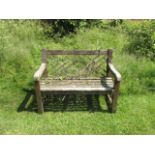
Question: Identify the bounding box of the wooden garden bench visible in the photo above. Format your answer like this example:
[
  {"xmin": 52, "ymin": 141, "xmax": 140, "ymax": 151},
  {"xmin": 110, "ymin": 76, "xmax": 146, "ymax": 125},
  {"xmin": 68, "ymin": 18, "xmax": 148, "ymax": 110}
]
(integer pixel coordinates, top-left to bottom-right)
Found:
[{"xmin": 34, "ymin": 49, "xmax": 121, "ymax": 113}]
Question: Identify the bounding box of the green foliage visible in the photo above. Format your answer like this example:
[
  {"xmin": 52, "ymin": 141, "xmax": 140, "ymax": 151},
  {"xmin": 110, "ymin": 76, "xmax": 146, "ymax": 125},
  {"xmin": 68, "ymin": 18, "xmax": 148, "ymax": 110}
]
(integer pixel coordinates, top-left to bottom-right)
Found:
[
  {"xmin": 110, "ymin": 19, "xmax": 123, "ymax": 27},
  {"xmin": 0, "ymin": 20, "xmax": 155, "ymax": 134},
  {"xmin": 41, "ymin": 19, "xmax": 102, "ymax": 37},
  {"xmin": 0, "ymin": 20, "xmax": 44, "ymax": 79},
  {"xmin": 124, "ymin": 20, "xmax": 155, "ymax": 60}
]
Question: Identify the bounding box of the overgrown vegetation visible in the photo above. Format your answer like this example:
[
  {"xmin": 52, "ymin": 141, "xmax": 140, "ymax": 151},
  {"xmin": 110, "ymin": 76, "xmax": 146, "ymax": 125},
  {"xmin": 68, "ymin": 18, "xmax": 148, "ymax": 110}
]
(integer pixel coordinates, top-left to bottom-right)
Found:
[
  {"xmin": 41, "ymin": 19, "xmax": 102, "ymax": 37},
  {"xmin": 0, "ymin": 20, "xmax": 44, "ymax": 79},
  {"xmin": 0, "ymin": 19, "xmax": 155, "ymax": 134},
  {"xmin": 124, "ymin": 20, "xmax": 155, "ymax": 60}
]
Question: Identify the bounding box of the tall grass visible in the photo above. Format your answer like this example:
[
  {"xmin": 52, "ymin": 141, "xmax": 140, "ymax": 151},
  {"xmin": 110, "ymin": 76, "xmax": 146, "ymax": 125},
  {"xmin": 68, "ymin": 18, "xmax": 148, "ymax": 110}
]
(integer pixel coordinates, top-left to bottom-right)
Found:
[
  {"xmin": 0, "ymin": 20, "xmax": 44, "ymax": 79},
  {"xmin": 0, "ymin": 20, "xmax": 155, "ymax": 134}
]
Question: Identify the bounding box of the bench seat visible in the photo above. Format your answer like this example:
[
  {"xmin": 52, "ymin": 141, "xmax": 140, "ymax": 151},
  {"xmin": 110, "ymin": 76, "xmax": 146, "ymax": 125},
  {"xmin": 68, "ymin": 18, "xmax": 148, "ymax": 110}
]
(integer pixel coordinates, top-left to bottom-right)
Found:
[{"xmin": 40, "ymin": 77, "xmax": 114, "ymax": 94}]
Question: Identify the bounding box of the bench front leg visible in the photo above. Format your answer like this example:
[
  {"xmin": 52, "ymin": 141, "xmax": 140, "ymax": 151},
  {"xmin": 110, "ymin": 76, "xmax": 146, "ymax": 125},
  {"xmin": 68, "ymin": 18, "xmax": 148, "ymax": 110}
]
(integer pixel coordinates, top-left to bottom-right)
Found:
[
  {"xmin": 35, "ymin": 81, "xmax": 44, "ymax": 113},
  {"xmin": 111, "ymin": 80, "xmax": 120, "ymax": 113},
  {"xmin": 107, "ymin": 63, "xmax": 121, "ymax": 113}
]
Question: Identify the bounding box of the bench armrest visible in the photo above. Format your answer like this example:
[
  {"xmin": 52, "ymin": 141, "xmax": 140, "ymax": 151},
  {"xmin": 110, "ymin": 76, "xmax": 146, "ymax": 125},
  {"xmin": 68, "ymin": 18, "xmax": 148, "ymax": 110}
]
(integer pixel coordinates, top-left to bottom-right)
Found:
[
  {"xmin": 108, "ymin": 63, "xmax": 121, "ymax": 82},
  {"xmin": 34, "ymin": 63, "xmax": 47, "ymax": 81}
]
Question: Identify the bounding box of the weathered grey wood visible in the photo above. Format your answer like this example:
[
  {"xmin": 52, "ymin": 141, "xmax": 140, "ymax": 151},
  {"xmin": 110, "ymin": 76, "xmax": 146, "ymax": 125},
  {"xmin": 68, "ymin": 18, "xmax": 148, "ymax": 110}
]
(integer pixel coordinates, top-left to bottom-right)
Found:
[
  {"xmin": 33, "ymin": 48, "xmax": 121, "ymax": 113},
  {"xmin": 40, "ymin": 78, "xmax": 114, "ymax": 93},
  {"xmin": 105, "ymin": 49, "xmax": 121, "ymax": 112},
  {"xmin": 35, "ymin": 81, "xmax": 44, "ymax": 113},
  {"xmin": 46, "ymin": 50, "xmax": 108, "ymax": 55},
  {"xmin": 107, "ymin": 49, "xmax": 112, "ymax": 63},
  {"xmin": 43, "ymin": 68, "xmax": 48, "ymax": 77},
  {"xmin": 42, "ymin": 90, "xmax": 113, "ymax": 95},
  {"xmin": 42, "ymin": 76, "xmax": 112, "ymax": 80},
  {"xmin": 42, "ymin": 49, "xmax": 47, "ymax": 63},
  {"xmin": 105, "ymin": 94, "xmax": 112, "ymax": 112},
  {"xmin": 34, "ymin": 63, "xmax": 47, "ymax": 81},
  {"xmin": 106, "ymin": 49, "xmax": 113, "ymax": 77},
  {"xmin": 108, "ymin": 63, "xmax": 121, "ymax": 81},
  {"xmin": 111, "ymin": 81, "xmax": 120, "ymax": 113},
  {"xmin": 106, "ymin": 94, "xmax": 112, "ymax": 104}
]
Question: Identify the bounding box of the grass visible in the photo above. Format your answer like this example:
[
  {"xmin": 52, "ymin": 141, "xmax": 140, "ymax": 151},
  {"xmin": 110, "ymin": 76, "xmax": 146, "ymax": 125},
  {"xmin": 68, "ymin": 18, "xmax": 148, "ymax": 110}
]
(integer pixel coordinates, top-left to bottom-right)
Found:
[{"xmin": 0, "ymin": 20, "xmax": 155, "ymax": 134}]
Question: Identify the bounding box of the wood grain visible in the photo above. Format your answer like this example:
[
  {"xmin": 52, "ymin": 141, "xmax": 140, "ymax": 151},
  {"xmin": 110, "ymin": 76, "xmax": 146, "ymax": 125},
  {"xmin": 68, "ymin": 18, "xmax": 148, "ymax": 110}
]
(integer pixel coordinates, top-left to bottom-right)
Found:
[
  {"xmin": 46, "ymin": 50, "xmax": 108, "ymax": 55},
  {"xmin": 40, "ymin": 78, "xmax": 114, "ymax": 93},
  {"xmin": 33, "ymin": 48, "xmax": 121, "ymax": 113}
]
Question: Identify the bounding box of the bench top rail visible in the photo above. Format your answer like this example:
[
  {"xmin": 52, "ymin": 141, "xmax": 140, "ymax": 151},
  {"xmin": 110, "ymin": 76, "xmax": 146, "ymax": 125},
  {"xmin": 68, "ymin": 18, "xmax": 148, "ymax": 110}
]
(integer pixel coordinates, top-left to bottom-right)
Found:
[
  {"xmin": 45, "ymin": 49, "xmax": 110, "ymax": 55},
  {"xmin": 42, "ymin": 49, "xmax": 113, "ymax": 63}
]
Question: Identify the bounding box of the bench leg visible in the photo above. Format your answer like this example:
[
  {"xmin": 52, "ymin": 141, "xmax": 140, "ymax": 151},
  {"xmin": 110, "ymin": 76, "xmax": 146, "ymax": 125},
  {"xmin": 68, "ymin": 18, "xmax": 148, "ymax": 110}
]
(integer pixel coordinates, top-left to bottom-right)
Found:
[
  {"xmin": 86, "ymin": 95, "xmax": 93, "ymax": 112},
  {"xmin": 105, "ymin": 94, "xmax": 112, "ymax": 112},
  {"xmin": 111, "ymin": 81, "xmax": 120, "ymax": 113},
  {"xmin": 35, "ymin": 81, "xmax": 44, "ymax": 113},
  {"xmin": 111, "ymin": 92, "xmax": 118, "ymax": 113},
  {"xmin": 43, "ymin": 68, "xmax": 48, "ymax": 77}
]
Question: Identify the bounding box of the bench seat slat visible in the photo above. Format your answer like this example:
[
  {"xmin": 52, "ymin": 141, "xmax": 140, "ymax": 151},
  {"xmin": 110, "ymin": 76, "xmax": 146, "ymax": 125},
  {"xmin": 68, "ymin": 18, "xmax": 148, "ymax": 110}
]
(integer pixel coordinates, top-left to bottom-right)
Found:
[{"xmin": 40, "ymin": 78, "xmax": 114, "ymax": 93}]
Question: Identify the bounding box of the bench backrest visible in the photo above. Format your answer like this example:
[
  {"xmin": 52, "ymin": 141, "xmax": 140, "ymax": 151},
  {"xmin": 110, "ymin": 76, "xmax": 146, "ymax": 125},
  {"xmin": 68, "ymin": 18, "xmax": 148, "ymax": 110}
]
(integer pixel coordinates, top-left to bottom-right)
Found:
[{"xmin": 41, "ymin": 49, "xmax": 113, "ymax": 63}]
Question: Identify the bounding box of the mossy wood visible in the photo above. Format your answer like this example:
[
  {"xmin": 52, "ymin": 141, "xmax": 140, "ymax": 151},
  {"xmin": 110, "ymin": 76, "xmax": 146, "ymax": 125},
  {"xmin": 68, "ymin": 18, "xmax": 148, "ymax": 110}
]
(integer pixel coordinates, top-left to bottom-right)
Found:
[{"xmin": 34, "ymin": 49, "xmax": 121, "ymax": 113}]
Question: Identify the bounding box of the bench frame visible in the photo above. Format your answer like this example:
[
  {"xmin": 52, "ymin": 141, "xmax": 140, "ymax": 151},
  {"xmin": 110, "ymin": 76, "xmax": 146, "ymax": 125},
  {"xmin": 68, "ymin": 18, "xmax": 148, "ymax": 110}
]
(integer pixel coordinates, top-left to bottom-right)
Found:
[{"xmin": 34, "ymin": 49, "xmax": 121, "ymax": 113}]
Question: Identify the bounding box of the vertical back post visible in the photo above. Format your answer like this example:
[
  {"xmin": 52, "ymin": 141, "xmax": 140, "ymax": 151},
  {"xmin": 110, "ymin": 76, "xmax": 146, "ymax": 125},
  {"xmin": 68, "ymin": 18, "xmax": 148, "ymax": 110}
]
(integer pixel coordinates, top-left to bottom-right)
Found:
[
  {"xmin": 106, "ymin": 49, "xmax": 113, "ymax": 77},
  {"xmin": 42, "ymin": 49, "xmax": 47, "ymax": 63},
  {"xmin": 107, "ymin": 49, "xmax": 113, "ymax": 63},
  {"xmin": 42, "ymin": 49, "xmax": 48, "ymax": 77}
]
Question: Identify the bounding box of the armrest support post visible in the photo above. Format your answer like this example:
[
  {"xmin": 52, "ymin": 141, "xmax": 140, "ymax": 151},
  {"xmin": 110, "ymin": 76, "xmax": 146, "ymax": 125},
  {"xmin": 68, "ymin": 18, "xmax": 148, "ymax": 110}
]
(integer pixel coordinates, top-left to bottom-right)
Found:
[
  {"xmin": 34, "ymin": 63, "xmax": 47, "ymax": 81},
  {"xmin": 108, "ymin": 62, "xmax": 121, "ymax": 113},
  {"xmin": 108, "ymin": 63, "xmax": 122, "ymax": 82}
]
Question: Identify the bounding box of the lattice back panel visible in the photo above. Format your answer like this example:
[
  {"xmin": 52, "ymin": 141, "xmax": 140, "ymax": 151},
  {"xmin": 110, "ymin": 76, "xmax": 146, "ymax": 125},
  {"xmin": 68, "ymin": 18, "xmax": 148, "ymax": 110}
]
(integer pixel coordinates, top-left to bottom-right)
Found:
[{"xmin": 47, "ymin": 55, "xmax": 107, "ymax": 79}]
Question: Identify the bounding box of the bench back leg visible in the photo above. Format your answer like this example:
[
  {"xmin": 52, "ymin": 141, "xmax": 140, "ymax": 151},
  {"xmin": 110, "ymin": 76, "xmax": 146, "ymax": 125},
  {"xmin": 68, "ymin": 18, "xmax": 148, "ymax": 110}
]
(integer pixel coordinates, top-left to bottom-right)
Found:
[
  {"xmin": 35, "ymin": 81, "xmax": 44, "ymax": 113},
  {"xmin": 43, "ymin": 68, "xmax": 48, "ymax": 77}
]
